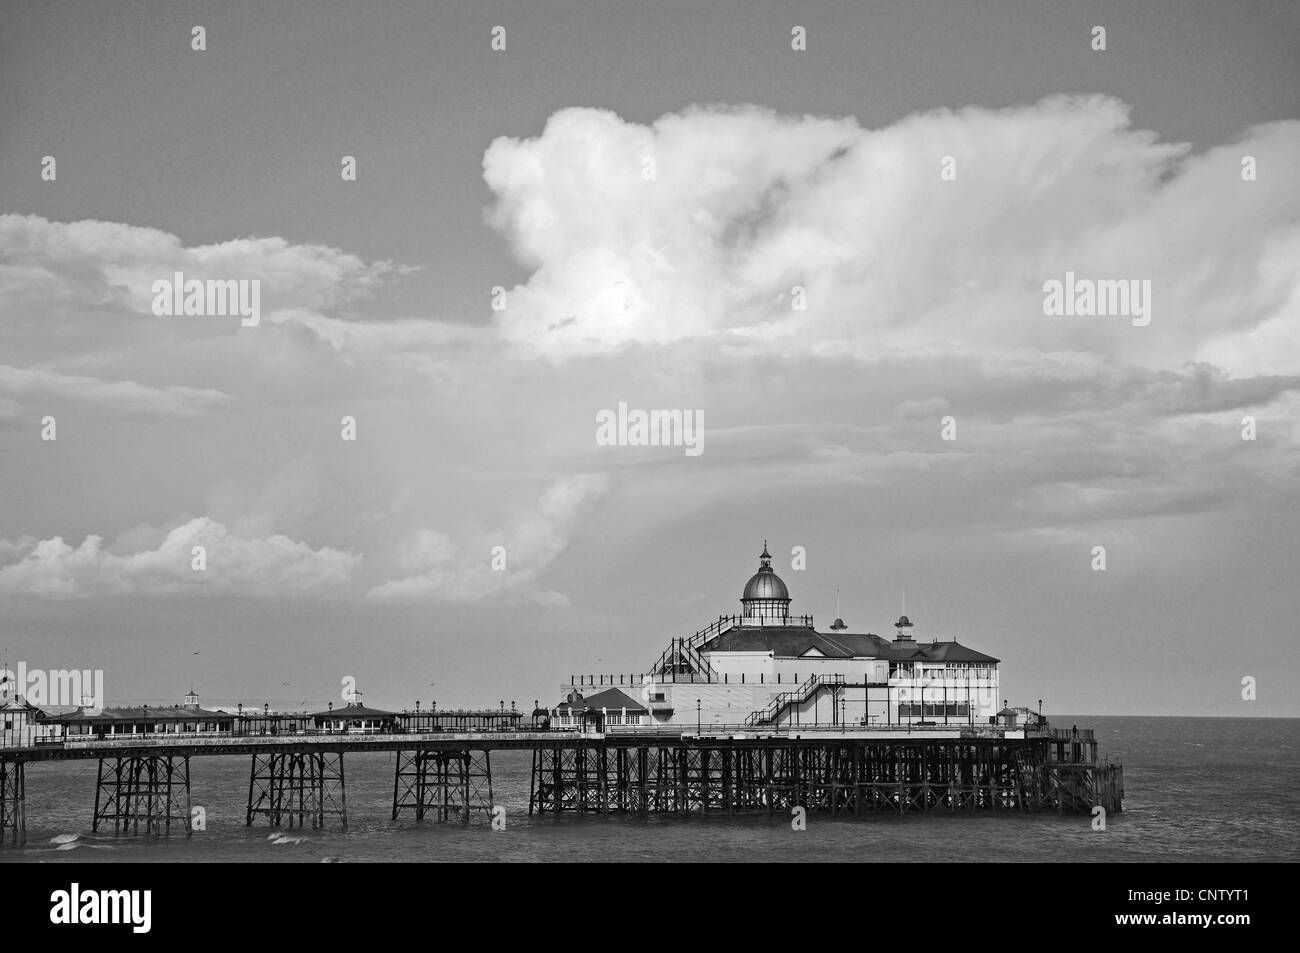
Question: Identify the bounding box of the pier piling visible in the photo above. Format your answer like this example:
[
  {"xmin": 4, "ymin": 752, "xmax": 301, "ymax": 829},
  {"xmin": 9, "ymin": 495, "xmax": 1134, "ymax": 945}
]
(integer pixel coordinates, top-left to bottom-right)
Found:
[
  {"xmin": 0, "ymin": 758, "xmax": 25, "ymax": 844},
  {"xmin": 528, "ymin": 737, "xmax": 1115, "ymax": 817},
  {"xmin": 392, "ymin": 749, "xmax": 493, "ymax": 823},
  {"xmin": 245, "ymin": 751, "xmax": 346, "ymax": 829},
  {"xmin": 92, "ymin": 754, "xmax": 190, "ymax": 836}
]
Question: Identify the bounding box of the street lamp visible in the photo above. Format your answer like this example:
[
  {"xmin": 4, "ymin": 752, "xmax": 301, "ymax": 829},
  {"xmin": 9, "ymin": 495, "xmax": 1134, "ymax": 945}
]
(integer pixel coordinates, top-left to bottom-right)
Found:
[{"xmin": 696, "ymin": 698, "xmax": 701, "ymax": 734}]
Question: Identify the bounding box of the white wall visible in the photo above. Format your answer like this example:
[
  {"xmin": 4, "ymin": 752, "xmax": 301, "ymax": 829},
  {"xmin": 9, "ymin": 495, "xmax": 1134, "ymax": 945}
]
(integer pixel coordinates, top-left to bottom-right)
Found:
[{"xmin": 561, "ymin": 658, "xmax": 999, "ymax": 729}]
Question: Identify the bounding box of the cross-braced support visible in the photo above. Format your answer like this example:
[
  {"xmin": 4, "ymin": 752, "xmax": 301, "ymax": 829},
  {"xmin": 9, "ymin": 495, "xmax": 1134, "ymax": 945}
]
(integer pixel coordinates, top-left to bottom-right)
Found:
[
  {"xmin": 527, "ymin": 738, "xmax": 1105, "ymax": 816},
  {"xmin": 393, "ymin": 749, "xmax": 493, "ymax": 822},
  {"xmin": 92, "ymin": 754, "xmax": 190, "ymax": 835},
  {"xmin": 0, "ymin": 758, "xmax": 25, "ymax": 845},
  {"xmin": 245, "ymin": 751, "xmax": 346, "ymax": 829}
]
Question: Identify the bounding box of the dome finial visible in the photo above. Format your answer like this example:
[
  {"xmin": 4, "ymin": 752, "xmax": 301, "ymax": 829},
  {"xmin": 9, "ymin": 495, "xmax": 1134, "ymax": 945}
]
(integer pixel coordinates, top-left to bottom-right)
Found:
[{"xmin": 742, "ymin": 544, "xmax": 790, "ymax": 624}]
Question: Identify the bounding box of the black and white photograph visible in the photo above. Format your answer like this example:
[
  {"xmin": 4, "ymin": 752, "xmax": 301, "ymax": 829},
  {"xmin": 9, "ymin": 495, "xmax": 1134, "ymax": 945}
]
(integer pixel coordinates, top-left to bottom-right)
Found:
[{"xmin": 0, "ymin": 0, "xmax": 1294, "ymax": 926}]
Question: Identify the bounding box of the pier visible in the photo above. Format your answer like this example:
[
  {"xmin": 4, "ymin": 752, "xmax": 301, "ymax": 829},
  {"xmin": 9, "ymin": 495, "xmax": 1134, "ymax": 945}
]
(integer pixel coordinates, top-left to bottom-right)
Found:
[
  {"xmin": 0, "ymin": 547, "xmax": 1131, "ymax": 843},
  {"xmin": 0, "ymin": 724, "xmax": 1121, "ymax": 843},
  {"xmin": 528, "ymin": 728, "xmax": 1122, "ymax": 817}
]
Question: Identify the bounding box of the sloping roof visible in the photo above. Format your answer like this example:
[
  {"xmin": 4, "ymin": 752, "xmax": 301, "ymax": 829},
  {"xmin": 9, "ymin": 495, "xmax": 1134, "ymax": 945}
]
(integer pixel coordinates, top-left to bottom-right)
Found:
[
  {"xmin": 700, "ymin": 625, "xmax": 998, "ymax": 664},
  {"xmin": 49, "ymin": 706, "xmax": 233, "ymax": 723},
  {"xmin": 311, "ymin": 702, "xmax": 396, "ymax": 720},
  {"xmin": 707, "ymin": 621, "xmax": 889, "ymax": 657},
  {"xmin": 555, "ymin": 688, "xmax": 647, "ymax": 714},
  {"xmin": 0, "ymin": 696, "xmax": 45, "ymax": 715},
  {"xmin": 702, "ymin": 626, "xmax": 894, "ymax": 658},
  {"xmin": 884, "ymin": 641, "xmax": 1000, "ymax": 664}
]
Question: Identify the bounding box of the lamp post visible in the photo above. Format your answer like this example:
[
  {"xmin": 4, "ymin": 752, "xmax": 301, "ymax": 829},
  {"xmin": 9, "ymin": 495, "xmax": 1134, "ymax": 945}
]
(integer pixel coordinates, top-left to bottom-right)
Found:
[{"xmin": 696, "ymin": 698, "xmax": 701, "ymax": 734}]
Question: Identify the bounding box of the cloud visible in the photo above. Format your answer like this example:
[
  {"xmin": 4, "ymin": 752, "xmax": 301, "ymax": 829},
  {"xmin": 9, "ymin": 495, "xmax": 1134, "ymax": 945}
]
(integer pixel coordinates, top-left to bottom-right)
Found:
[
  {"xmin": 0, "ymin": 517, "xmax": 359, "ymax": 599},
  {"xmin": 1, "ymin": 97, "xmax": 1295, "ymax": 619},
  {"xmin": 0, "ymin": 364, "xmax": 231, "ymax": 417},
  {"xmin": 366, "ymin": 474, "xmax": 609, "ymax": 604},
  {"xmin": 0, "ymin": 214, "xmax": 401, "ymax": 394},
  {"xmin": 484, "ymin": 98, "xmax": 1299, "ymax": 369},
  {"xmin": 0, "ymin": 215, "xmax": 394, "ymax": 326}
]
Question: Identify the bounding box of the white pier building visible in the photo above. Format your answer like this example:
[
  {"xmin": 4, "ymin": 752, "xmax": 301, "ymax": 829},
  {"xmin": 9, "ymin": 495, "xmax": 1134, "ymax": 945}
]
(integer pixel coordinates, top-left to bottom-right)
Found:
[{"xmin": 556, "ymin": 544, "xmax": 1001, "ymax": 732}]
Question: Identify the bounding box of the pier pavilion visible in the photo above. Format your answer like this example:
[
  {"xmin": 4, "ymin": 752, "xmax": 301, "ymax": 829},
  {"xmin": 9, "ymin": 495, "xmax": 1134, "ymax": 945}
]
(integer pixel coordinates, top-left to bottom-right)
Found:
[
  {"xmin": 311, "ymin": 701, "xmax": 399, "ymax": 734},
  {"xmin": 44, "ymin": 688, "xmax": 235, "ymax": 740},
  {"xmin": 552, "ymin": 688, "xmax": 649, "ymax": 730},
  {"xmin": 562, "ymin": 544, "xmax": 1002, "ymax": 731}
]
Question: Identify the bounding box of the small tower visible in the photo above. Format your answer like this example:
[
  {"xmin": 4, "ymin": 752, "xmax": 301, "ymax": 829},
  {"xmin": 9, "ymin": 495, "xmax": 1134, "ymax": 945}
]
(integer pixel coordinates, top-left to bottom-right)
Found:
[
  {"xmin": 740, "ymin": 541, "xmax": 792, "ymax": 626},
  {"xmin": 183, "ymin": 685, "xmax": 200, "ymax": 710},
  {"xmin": 892, "ymin": 615, "xmax": 917, "ymax": 647}
]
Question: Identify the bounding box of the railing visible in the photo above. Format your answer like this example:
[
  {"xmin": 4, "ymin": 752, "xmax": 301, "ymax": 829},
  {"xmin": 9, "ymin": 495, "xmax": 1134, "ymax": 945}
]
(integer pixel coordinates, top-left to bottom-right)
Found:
[
  {"xmin": 649, "ymin": 616, "xmax": 737, "ymax": 680},
  {"xmin": 567, "ymin": 671, "xmax": 826, "ymax": 687},
  {"xmin": 1051, "ymin": 728, "xmax": 1095, "ymax": 741},
  {"xmin": 744, "ymin": 674, "xmax": 845, "ymax": 727},
  {"xmin": 605, "ymin": 720, "xmax": 1009, "ymax": 737},
  {"xmin": 7, "ymin": 722, "xmax": 1050, "ymax": 751},
  {"xmin": 10, "ymin": 724, "xmax": 538, "ymax": 748}
]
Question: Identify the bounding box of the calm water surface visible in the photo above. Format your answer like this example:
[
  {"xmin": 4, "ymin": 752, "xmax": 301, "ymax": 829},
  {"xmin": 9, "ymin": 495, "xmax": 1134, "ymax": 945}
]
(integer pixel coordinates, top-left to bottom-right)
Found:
[{"xmin": 3, "ymin": 716, "xmax": 1296, "ymax": 862}]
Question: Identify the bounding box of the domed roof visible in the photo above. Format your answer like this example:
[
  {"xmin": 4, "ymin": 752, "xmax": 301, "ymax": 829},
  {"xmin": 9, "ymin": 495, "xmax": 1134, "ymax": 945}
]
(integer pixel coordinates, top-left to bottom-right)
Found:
[{"xmin": 742, "ymin": 542, "xmax": 790, "ymax": 602}]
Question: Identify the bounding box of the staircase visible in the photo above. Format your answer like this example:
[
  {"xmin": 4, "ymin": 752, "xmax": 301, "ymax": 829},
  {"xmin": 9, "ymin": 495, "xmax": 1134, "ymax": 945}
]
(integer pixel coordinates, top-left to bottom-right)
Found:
[
  {"xmin": 650, "ymin": 616, "xmax": 738, "ymax": 681},
  {"xmin": 744, "ymin": 674, "xmax": 846, "ymax": 727}
]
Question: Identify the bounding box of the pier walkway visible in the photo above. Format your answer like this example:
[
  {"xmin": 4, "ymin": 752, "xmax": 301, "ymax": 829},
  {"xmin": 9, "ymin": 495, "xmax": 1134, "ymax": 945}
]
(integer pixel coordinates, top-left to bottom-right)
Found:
[{"xmin": 0, "ymin": 725, "xmax": 1122, "ymax": 842}]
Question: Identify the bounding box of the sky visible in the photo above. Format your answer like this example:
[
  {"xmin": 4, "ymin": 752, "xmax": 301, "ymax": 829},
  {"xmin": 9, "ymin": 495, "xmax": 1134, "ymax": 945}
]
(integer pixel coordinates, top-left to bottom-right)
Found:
[{"xmin": 0, "ymin": 0, "xmax": 1297, "ymax": 717}]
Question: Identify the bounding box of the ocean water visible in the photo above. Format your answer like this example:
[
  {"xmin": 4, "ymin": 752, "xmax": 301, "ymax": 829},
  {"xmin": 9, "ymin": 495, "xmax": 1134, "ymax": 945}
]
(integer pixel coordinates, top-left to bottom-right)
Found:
[{"xmin": 3, "ymin": 716, "xmax": 1296, "ymax": 863}]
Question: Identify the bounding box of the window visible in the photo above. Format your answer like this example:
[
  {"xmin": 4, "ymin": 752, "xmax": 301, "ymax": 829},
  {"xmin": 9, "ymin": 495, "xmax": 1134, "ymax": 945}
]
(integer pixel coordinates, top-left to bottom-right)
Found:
[{"xmin": 898, "ymin": 702, "xmax": 969, "ymax": 717}]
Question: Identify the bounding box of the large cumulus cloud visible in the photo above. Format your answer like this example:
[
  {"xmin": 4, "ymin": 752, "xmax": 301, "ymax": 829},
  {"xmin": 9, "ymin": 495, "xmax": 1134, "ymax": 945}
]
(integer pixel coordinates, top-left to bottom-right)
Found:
[{"xmin": 484, "ymin": 97, "xmax": 1299, "ymax": 372}]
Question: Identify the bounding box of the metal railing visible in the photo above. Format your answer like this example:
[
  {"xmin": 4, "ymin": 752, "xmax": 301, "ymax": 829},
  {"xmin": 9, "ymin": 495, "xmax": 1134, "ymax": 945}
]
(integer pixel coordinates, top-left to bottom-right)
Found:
[
  {"xmin": 744, "ymin": 674, "xmax": 846, "ymax": 727},
  {"xmin": 568, "ymin": 669, "xmax": 841, "ymax": 688},
  {"xmin": 10, "ymin": 723, "xmax": 539, "ymax": 748}
]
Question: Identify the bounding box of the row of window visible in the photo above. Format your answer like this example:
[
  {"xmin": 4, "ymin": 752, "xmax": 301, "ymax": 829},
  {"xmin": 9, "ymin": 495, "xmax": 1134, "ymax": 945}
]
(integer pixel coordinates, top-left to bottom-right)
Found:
[
  {"xmin": 897, "ymin": 703, "xmax": 971, "ymax": 717},
  {"xmin": 553, "ymin": 713, "xmax": 647, "ymax": 726}
]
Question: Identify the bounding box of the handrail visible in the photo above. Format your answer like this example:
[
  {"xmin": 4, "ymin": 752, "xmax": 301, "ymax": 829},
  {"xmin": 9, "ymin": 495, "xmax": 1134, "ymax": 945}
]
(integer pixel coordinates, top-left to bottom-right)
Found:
[
  {"xmin": 648, "ymin": 612, "xmax": 819, "ymax": 680},
  {"xmin": 744, "ymin": 674, "xmax": 845, "ymax": 727},
  {"xmin": 649, "ymin": 616, "xmax": 737, "ymax": 679}
]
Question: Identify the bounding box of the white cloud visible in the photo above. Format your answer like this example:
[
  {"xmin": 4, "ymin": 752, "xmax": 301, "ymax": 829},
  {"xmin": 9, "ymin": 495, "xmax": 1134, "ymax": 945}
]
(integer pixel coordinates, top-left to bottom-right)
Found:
[
  {"xmin": 0, "ymin": 517, "xmax": 359, "ymax": 599},
  {"xmin": 0, "ymin": 215, "xmax": 394, "ymax": 325},
  {"xmin": 367, "ymin": 474, "xmax": 609, "ymax": 604},
  {"xmin": 0, "ymin": 364, "xmax": 230, "ymax": 416},
  {"xmin": 484, "ymin": 98, "xmax": 1300, "ymax": 369}
]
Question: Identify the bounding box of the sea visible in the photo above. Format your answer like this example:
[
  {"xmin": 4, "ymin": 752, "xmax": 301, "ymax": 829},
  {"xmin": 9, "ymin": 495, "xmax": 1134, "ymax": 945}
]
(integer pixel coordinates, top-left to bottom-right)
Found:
[{"xmin": 2, "ymin": 716, "xmax": 1296, "ymax": 863}]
